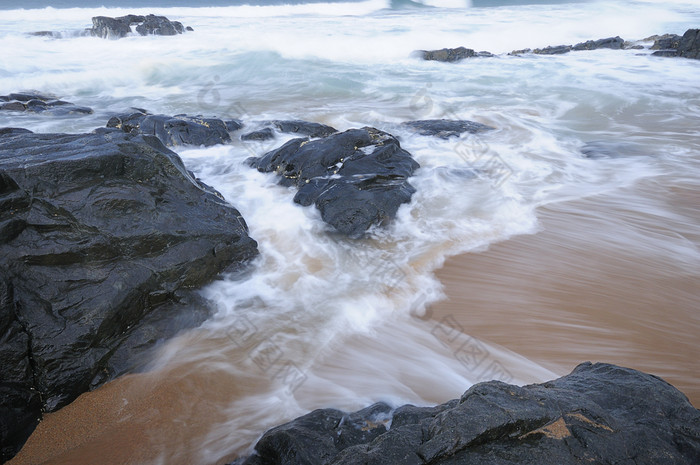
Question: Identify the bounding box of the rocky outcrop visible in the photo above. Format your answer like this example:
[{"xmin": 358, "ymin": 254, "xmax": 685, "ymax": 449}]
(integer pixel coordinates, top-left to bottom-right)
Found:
[
  {"xmin": 402, "ymin": 119, "xmax": 494, "ymax": 139},
  {"xmin": 0, "ymin": 92, "xmax": 93, "ymax": 115},
  {"xmin": 0, "ymin": 128, "xmax": 257, "ymax": 461},
  {"xmin": 248, "ymin": 127, "xmax": 419, "ymax": 237},
  {"xmin": 647, "ymin": 33, "xmax": 682, "ymax": 50},
  {"xmin": 572, "ymin": 36, "xmax": 624, "ymax": 51},
  {"xmin": 417, "ymin": 47, "xmax": 493, "ymax": 62},
  {"xmin": 652, "ymin": 29, "xmax": 700, "ymax": 59},
  {"xmin": 236, "ymin": 363, "xmax": 700, "ymax": 465},
  {"xmin": 90, "ymin": 14, "xmax": 189, "ymax": 39},
  {"xmin": 241, "ymin": 120, "xmax": 338, "ymax": 141},
  {"xmin": 106, "ymin": 109, "xmax": 237, "ymax": 147}
]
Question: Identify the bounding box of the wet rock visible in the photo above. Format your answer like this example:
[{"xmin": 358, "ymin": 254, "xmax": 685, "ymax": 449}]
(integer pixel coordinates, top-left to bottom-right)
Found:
[
  {"xmin": 248, "ymin": 127, "xmax": 419, "ymax": 237},
  {"xmin": 509, "ymin": 48, "xmax": 532, "ymax": 55},
  {"xmin": 677, "ymin": 28, "xmax": 700, "ymax": 59},
  {"xmin": 418, "ymin": 47, "xmax": 477, "ymax": 62},
  {"xmin": 647, "ymin": 33, "xmax": 682, "ymax": 50},
  {"xmin": 107, "ymin": 109, "xmax": 232, "ymax": 147},
  {"xmin": 572, "ymin": 36, "xmax": 624, "ymax": 51},
  {"xmin": 650, "ymin": 29, "xmax": 700, "ymax": 59},
  {"xmin": 402, "ymin": 119, "xmax": 494, "ymax": 139},
  {"xmin": 241, "ymin": 127, "xmax": 275, "ymax": 141},
  {"xmin": 91, "ymin": 14, "xmax": 188, "ymax": 39},
  {"xmin": 533, "ymin": 44, "xmax": 572, "ymax": 55},
  {"xmin": 0, "ymin": 129, "xmax": 257, "ymax": 461},
  {"xmin": 134, "ymin": 14, "xmax": 185, "ymax": 36},
  {"xmin": 239, "ymin": 363, "xmax": 700, "ymax": 465},
  {"xmin": 0, "ymin": 92, "xmax": 93, "ymax": 115},
  {"xmin": 271, "ymin": 120, "xmax": 338, "ymax": 138}
]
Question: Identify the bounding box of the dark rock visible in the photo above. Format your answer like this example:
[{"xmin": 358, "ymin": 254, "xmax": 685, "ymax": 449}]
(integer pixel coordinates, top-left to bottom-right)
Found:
[
  {"xmin": 572, "ymin": 36, "xmax": 624, "ymax": 51},
  {"xmin": 271, "ymin": 120, "xmax": 338, "ymax": 138},
  {"xmin": 249, "ymin": 127, "xmax": 420, "ymax": 237},
  {"xmin": 0, "ymin": 93, "xmax": 93, "ymax": 115},
  {"xmin": 418, "ymin": 47, "xmax": 477, "ymax": 62},
  {"xmin": 402, "ymin": 119, "xmax": 494, "ymax": 139},
  {"xmin": 533, "ymin": 44, "xmax": 572, "ymax": 55},
  {"xmin": 186, "ymin": 26, "xmax": 194, "ymax": 32},
  {"xmin": 91, "ymin": 15, "xmax": 133, "ymax": 39},
  {"xmin": 135, "ymin": 14, "xmax": 185, "ymax": 36},
  {"xmin": 652, "ymin": 49, "xmax": 680, "ymax": 57},
  {"xmin": 647, "ymin": 33, "xmax": 682, "ymax": 50},
  {"xmin": 677, "ymin": 28, "xmax": 700, "ymax": 59},
  {"xmin": 0, "ymin": 129, "xmax": 257, "ymax": 460},
  {"xmin": 239, "ymin": 363, "xmax": 700, "ymax": 465},
  {"xmin": 90, "ymin": 14, "xmax": 189, "ymax": 39},
  {"xmin": 509, "ymin": 48, "xmax": 532, "ymax": 55},
  {"xmin": 241, "ymin": 127, "xmax": 275, "ymax": 142},
  {"xmin": 106, "ymin": 109, "xmax": 232, "ymax": 147},
  {"xmin": 225, "ymin": 119, "xmax": 244, "ymax": 132}
]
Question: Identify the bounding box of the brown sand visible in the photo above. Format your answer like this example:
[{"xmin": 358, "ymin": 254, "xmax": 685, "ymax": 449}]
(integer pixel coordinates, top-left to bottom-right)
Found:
[
  {"xmin": 10, "ymin": 178, "xmax": 699, "ymax": 464},
  {"xmin": 432, "ymin": 179, "xmax": 700, "ymax": 406}
]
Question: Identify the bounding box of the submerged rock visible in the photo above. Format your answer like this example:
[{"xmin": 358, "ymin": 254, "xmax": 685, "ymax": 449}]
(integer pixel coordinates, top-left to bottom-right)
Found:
[
  {"xmin": 241, "ymin": 120, "xmax": 338, "ymax": 141},
  {"xmin": 0, "ymin": 92, "xmax": 93, "ymax": 115},
  {"xmin": 107, "ymin": 109, "xmax": 234, "ymax": 147},
  {"xmin": 0, "ymin": 129, "xmax": 257, "ymax": 461},
  {"xmin": 248, "ymin": 127, "xmax": 419, "ymax": 237},
  {"xmin": 417, "ymin": 47, "xmax": 483, "ymax": 62},
  {"xmin": 238, "ymin": 363, "xmax": 700, "ymax": 465},
  {"xmin": 91, "ymin": 14, "xmax": 188, "ymax": 39},
  {"xmin": 402, "ymin": 119, "xmax": 494, "ymax": 139},
  {"xmin": 581, "ymin": 140, "xmax": 649, "ymax": 159}
]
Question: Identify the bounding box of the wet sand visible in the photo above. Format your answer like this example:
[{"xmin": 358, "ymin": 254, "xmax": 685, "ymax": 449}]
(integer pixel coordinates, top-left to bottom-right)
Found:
[
  {"xmin": 433, "ymin": 178, "xmax": 700, "ymax": 406},
  {"xmin": 11, "ymin": 177, "xmax": 700, "ymax": 464}
]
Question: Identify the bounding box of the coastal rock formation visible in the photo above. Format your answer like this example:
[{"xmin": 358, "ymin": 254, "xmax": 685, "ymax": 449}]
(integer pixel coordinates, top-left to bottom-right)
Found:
[
  {"xmin": 402, "ymin": 119, "xmax": 494, "ymax": 139},
  {"xmin": 248, "ymin": 127, "xmax": 419, "ymax": 237},
  {"xmin": 652, "ymin": 28, "xmax": 700, "ymax": 59},
  {"xmin": 0, "ymin": 92, "xmax": 93, "ymax": 115},
  {"xmin": 241, "ymin": 120, "xmax": 338, "ymax": 141},
  {"xmin": 0, "ymin": 128, "xmax": 258, "ymax": 461},
  {"xmin": 572, "ymin": 36, "xmax": 624, "ymax": 51},
  {"xmin": 417, "ymin": 47, "xmax": 493, "ymax": 62},
  {"xmin": 91, "ymin": 14, "xmax": 188, "ymax": 39},
  {"xmin": 106, "ymin": 109, "xmax": 236, "ymax": 147},
  {"xmin": 237, "ymin": 363, "xmax": 700, "ymax": 465},
  {"xmin": 647, "ymin": 33, "xmax": 682, "ymax": 50}
]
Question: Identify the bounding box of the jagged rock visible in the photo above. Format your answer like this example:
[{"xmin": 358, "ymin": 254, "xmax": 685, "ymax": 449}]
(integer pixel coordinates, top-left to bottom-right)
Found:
[
  {"xmin": 533, "ymin": 44, "xmax": 572, "ymax": 55},
  {"xmin": 135, "ymin": 14, "xmax": 185, "ymax": 36},
  {"xmin": 572, "ymin": 36, "xmax": 624, "ymax": 51},
  {"xmin": 650, "ymin": 29, "xmax": 700, "ymax": 59},
  {"xmin": 238, "ymin": 363, "xmax": 700, "ymax": 465},
  {"xmin": 402, "ymin": 119, "xmax": 494, "ymax": 139},
  {"xmin": 90, "ymin": 14, "xmax": 188, "ymax": 39},
  {"xmin": 271, "ymin": 120, "xmax": 338, "ymax": 138},
  {"xmin": 0, "ymin": 128, "xmax": 257, "ymax": 461},
  {"xmin": 418, "ymin": 47, "xmax": 477, "ymax": 62},
  {"xmin": 106, "ymin": 109, "xmax": 232, "ymax": 147},
  {"xmin": 241, "ymin": 127, "xmax": 275, "ymax": 141},
  {"xmin": 0, "ymin": 92, "xmax": 93, "ymax": 116},
  {"xmin": 648, "ymin": 33, "xmax": 682, "ymax": 50},
  {"xmin": 677, "ymin": 28, "xmax": 700, "ymax": 59},
  {"xmin": 248, "ymin": 127, "xmax": 419, "ymax": 237}
]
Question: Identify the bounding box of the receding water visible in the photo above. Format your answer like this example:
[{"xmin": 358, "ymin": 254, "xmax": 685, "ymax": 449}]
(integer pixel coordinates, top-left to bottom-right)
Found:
[{"xmin": 2, "ymin": 0, "xmax": 699, "ymax": 463}]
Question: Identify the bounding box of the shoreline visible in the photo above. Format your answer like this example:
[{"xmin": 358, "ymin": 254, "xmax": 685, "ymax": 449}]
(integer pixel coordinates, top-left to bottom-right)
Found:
[{"xmin": 431, "ymin": 179, "xmax": 700, "ymax": 407}]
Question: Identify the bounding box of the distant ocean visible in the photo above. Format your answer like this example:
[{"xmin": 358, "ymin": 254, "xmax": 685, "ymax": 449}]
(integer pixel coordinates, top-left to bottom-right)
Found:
[{"xmin": 2, "ymin": 0, "xmax": 699, "ymax": 463}]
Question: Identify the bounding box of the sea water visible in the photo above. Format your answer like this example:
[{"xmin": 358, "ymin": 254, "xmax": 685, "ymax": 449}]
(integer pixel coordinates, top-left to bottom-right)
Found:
[{"xmin": 1, "ymin": 0, "xmax": 699, "ymax": 463}]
